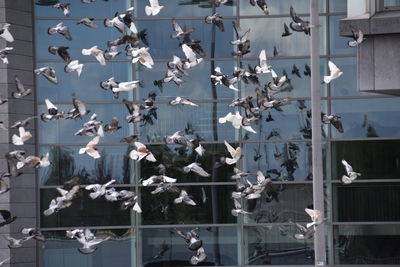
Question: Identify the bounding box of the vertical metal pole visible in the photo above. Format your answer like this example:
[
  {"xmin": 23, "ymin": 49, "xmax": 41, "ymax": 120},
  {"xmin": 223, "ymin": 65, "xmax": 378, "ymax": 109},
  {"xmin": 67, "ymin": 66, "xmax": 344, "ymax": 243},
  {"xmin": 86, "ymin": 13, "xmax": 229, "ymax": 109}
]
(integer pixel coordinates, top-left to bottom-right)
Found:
[{"xmin": 310, "ymin": 0, "xmax": 326, "ymax": 266}]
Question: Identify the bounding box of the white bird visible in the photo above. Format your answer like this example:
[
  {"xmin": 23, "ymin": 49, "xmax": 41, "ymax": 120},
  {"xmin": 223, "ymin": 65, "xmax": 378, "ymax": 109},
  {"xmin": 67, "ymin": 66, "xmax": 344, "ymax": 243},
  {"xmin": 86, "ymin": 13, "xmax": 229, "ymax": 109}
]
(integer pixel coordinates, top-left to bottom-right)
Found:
[
  {"xmin": 218, "ymin": 111, "xmax": 256, "ymax": 133},
  {"xmin": 34, "ymin": 66, "xmax": 58, "ymax": 84},
  {"xmin": 81, "ymin": 46, "xmax": 106, "ymax": 66},
  {"xmin": 224, "ymin": 141, "xmax": 242, "ymax": 165},
  {"xmin": 0, "ymin": 23, "xmax": 14, "ymax": 42},
  {"xmin": 142, "ymin": 175, "xmax": 176, "ymax": 186},
  {"xmin": 112, "ymin": 81, "xmax": 140, "ymax": 93},
  {"xmin": 130, "ymin": 47, "xmax": 154, "ymax": 68},
  {"xmin": 174, "ymin": 190, "xmax": 196, "ymax": 206},
  {"xmin": 255, "ymin": 49, "xmax": 272, "ymax": 74},
  {"xmin": 43, "ymin": 185, "xmax": 80, "ymax": 216},
  {"xmin": 182, "ymin": 44, "xmax": 204, "ymax": 69},
  {"xmin": 145, "ymin": 0, "xmax": 164, "ymax": 16},
  {"xmin": 0, "ymin": 257, "xmax": 10, "ymax": 266},
  {"xmin": 75, "ymin": 228, "xmax": 111, "ymax": 254},
  {"xmin": 53, "ymin": 3, "xmax": 70, "ymax": 16},
  {"xmin": 341, "ymin": 159, "xmax": 361, "ymax": 184},
  {"xmin": 4, "ymin": 236, "xmax": 34, "ymax": 248},
  {"xmin": 64, "ymin": 60, "xmax": 84, "ymax": 77},
  {"xmin": 79, "ymin": 136, "xmax": 101, "ymax": 159},
  {"xmin": 0, "ymin": 47, "xmax": 13, "ymax": 64},
  {"xmin": 323, "ymin": 61, "xmax": 343, "ymax": 84},
  {"xmin": 183, "ymin": 163, "xmax": 210, "ymax": 177},
  {"xmin": 305, "ymin": 208, "xmax": 325, "ymax": 228},
  {"xmin": 47, "ymin": 22, "xmax": 72, "ymax": 40},
  {"xmin": 231, "ymin": 199, "xmax": 251, "ymax": 216},
  {"xmin": 169, "ymin": 97, "xmax": 198, "ymax": 107},
  {"xmin": 348, "ymin": 26, "xmax": 365, "ymax": 47},
  {"xmin": 12, "ymin": 127, "xmax": 32, "ymax": 145},
  {"xmin": 129, "ymin": 142, "xmax": 156, "ymax": 162},
  {"xmin": 190, "ymin": 247, "xmax": 207, "ymax": 265},
  {"xmin": 85, "ymin": 179, "xmax": 116, "ymax": 199},
  {"xmin": 16, "ymin": 152, "xmax": 51, "ymax": 169},
  {"xmin": 268, "ymin": 69, "xmax": 288, "ymax": 90}
]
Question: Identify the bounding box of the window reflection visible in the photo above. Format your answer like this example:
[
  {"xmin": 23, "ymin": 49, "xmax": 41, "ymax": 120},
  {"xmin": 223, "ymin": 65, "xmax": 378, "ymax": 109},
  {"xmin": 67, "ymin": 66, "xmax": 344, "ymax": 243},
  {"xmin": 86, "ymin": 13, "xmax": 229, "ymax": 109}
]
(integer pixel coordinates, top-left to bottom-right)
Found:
[
  {"xmin": 40, "ymin": 229, "xmax": 135, "ymax": 267},
  {"xmin": 141, "ymin": 227, "xmax": 238, "ymax": 267},
  {"xmin": 329, "ymin": 0, "xmax": 347, "ymax": 12},
  {"xmin": 244, "ymin": 226, "xmax": 314, "ymax": 265},
  {"xmin": 334, "ymin": 224, "xmax": 400, "ymax": 264},
  {"xmin": 329, "ymin": 16, "xmax": 356, "ymax": 55},
  {"xmin": 140, "ymin": 185, "xmax": 236, "ymax": 225}
]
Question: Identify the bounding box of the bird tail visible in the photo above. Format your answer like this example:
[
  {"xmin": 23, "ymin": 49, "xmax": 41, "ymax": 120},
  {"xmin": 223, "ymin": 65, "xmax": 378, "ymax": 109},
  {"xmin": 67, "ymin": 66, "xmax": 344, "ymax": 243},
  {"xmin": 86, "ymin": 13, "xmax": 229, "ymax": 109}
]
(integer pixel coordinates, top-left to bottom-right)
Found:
[
  {"xmin": 323, "ymin": 76, "xmax": 331, "ymax": 84},
  {"xmin": 218, "ymin": 117, "xmax": 227, "ymax": 124},
  {"xmin": 81, "ymin": 48, "xmax": 92, "ymax": 55},
  {"xmin": 78, "ymin": 148, "xmax": 86, "ymax": 154},
  {"xmin": 76, "ymin": 63, "xmax": 84, "ymax": 77},
  {"xmin": 145, "ymin": 5, "xmax": 153, "ymax": 16},
  {"xmin": 12, "ymin": 135, "xmax": 23, "ymax": 145},
  {"xmin": 16, "ymin": 161, "xmax": 24, "ymax": 169},
  {"xmin": 43, "ymin": 208, "xmax": 54, "ymax": 216}
]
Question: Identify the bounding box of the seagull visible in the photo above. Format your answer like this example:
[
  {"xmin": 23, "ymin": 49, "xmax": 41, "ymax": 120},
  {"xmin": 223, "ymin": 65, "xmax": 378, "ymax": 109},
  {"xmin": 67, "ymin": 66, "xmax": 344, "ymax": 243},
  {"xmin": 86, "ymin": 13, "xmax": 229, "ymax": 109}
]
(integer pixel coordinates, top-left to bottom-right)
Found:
[
  {"xmin": 0, "ymin": 23, "xmax": 14, "ymax": 42},
  {"xmin": 348, "ymin": 25, "xmax": 365, "ymax": 47},
  {"xmin": 169, "ymin": 97, "xmax": 198, "ymax": 107},
  {"xmin": 79, "ymin": 136, "xmax": 101, "ymax": 159},
  {"xmin": 21, "ymin": 228, "xmax": 46, "ymax": 242},
  {"xmin": 16, "ymin": 152, "xmax": 51, "ymax": 169},
  {"xmin": 219, "ymin": 111, "xmax": 256, "ymax": 133},
  {"xmin": 77, "ymin": 18, "xmax": 97, "ymax": 28},
  {"xmin": 64, "ymin": 60, "xmax": 84, "ymax": 77},
  {"xmin": 205, "ymin": 13, "xmax": 224, "ymax": 32},
  {"xmin": 34, "ymin": 66, "xmax": 58, "ymax": 84},
  {"xmin": 293, "ymin": 223, "xmax": 315, "ymax": 240},
  {"xmin": 181, "ymin": 44, "xmax": 203, "ymax": 70},
  {"xmin": 289, "ymin": 6, "xmax": 310, "ymax": 35},
  {"xmin": 341, "ymin": 159, "xmax": 361, "ymax": 184},
  {"xmin": 4, "ymin": 236, "xmax": 34, "ymax": 248},
  {"xmin": 322, "ymin": 113, "xmax": 344, "ymax": 133},
  {"xmin": 123, "ymin": 99, "xmax": 142, "ymax": 123},
  {"xmin": 0, "ymin": 210, "xmax": 17, "ymax": 227},
  {"xmin": 190, "ymin": 247, "xmax": 207, "ymax": 265},
  {"xmin": 224, "ymin": 141, "xmax": 242, "ymax": 165},
  {"xmin": 104, "ymin": 46, "xmax": 121, "ymax": 60},
  {"xmin": 250, "ymin": 0, "xmax": 269, "ymax": 15},
  {"xmin": 85, "ymin": 179, "xmax": 116, "ymax": 199},
  {"xmin": 82, "ymin": 46, "xmax": 105, "ymax": 65},
  {"xmin": 174, "ymin": 190, "xmax": 197, "ymax": 206},
  {"xmin": 129, "ymin": 141, "xmax": 156, "ymax": 162},
  {"xmin": 48, "ymin": 46, "xmax": 70, "ymax": 62},
  {"xmin": 48, "ymin": 22, "xmax": 72, "ymax": 40},
  {"xmin": 120, "ymin": 196, "xmax": 142, "ymax": 213},
  {"xmin": 13, "ymin": 76, "xmax": 32, "ymax": 99},
  {"xmin": 0, "ymin": 47, "xmax": 13, "ymax": 64},
  {"xmin": 183, "ymin": 163, "xmax": 210, "ymax": 177},
  {"xmin": 129, "ymin": 47, "xmax": 154, "ymax": 68},
  {"xmin": 282, "ymin": 23, "xmax": 292, "ymax": 37},
  {"xmin": 305, "ymin": 208, "xmax": 325, "ymax": 228},
  {"xmin": 142, "ymin": 175, "xmax": 177, "ymax": 186},
  {"xmin": 104, "ymin": 117, "xmax": 122, "ymax": 134},
  {"xmin": 231, "ymin": 199, "xmax": 251, "ymax": 216},
  {"xmin": 53, "ymin": 3, "xmax": 70, "ymax": 16},
  {"xmin": 12, "ymin": 127, "xmax": 32, "ymax": 146},
  {"xmin": 41, "ymin": 99, "xmax": 64, "ymax": 122},
  {"xmin": 171, "ymin": 19, "xmax": 194, "ymax": 39},
  {"xmin": 75, "ymin": 228, "xmax": 111, "ymax": 254},
  {"xmin": 145, "ymin": 0, "xmax": 164, "ymax": 16},
  {"xmin": 255, "ymin": 49, "xmax": 272, "ymax": 74},
  {"xmin": 323, "ymin": 60, "xmax": 343, "ymax": 84}
]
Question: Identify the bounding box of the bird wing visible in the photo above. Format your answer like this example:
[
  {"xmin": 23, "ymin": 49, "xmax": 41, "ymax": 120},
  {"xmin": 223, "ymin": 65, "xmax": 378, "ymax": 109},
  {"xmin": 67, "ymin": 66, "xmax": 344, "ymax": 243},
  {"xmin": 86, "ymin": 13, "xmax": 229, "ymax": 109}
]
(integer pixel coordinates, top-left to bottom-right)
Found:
[
  {"xmin": 233, "ymin": 199, "xmax": 241, "ymax": 209},
  {"xmin": 87, "ymin": 136, "xmax": 100, "ymax": 148},
  {"xmin": 182, "ymin": 44, "xmax": 196, "ymax": 62},
  {"xmin": 328, "ymin": 60, "xmax": 340, "ymax": 75},
  {"xmin": 0, "ymin": 210, "xmax": 11, "ymax": 220},
  {"xmin": 14, "ymin": 76, "xmax": 25, "ymax": 93},
  {"xmin": 224, "ymin": 140, "xmax": 236, "ymax": 157},
  {"xmin": 85, "ymin": 184, "xmax": 101, "ymax": 191},
  {"xmin": 341, "ymin": 159, "xmax": 353, "ymax": 174},
  {"xmin": 73, "ymin": 97, "xmax": 87, "ymax": 117},
  {"xmin": 191, "ymin": 164, "xmax": 210, "ymax": 177}
]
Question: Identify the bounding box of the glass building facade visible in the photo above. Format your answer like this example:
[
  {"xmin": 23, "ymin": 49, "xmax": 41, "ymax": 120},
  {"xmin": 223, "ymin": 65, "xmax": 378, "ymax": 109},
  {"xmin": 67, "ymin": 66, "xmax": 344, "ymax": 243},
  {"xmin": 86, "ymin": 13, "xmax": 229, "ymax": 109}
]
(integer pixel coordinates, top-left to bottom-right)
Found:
[{"xmin": 33, "ymin": 0, "xmax": 400, "ymax": 266}]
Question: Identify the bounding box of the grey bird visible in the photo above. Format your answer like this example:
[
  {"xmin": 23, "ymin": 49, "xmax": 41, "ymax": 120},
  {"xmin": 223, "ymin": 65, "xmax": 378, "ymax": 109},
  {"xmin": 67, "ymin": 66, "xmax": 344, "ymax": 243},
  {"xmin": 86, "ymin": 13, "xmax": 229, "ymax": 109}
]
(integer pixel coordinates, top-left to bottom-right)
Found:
[
  {"xmin": 77, "ymin": 18, "xmax": 98, "ymax": 28},
  {"xmin": 231, "ymin": 199, "xmax": 251, "ymax": 216},
  {"xmin": 171, "ymin": 19, "xmax": 194, "ymax": 39},
  {"xmin": 169, "ymin": 97, "xmax": 198, "ymax": 107},
  {"xmin": 34, "ymin": 66, "xmax": 58, "ymax": 84},
  {"xmin": 231, "ymin": 21, "xmax": 250, "ymax": 46},
  {"xmin": 4, "ymin": 235, "xmax": 34, "ymax": 248},
  {"xmin": 0, "ymin": 23, "xmax": 14, "ymax": 42},
  {"xmin": 348, "ymin": 25, "xmax": 365, "ymax": 47},
  {"xmin": 10, "ymin": 116, "xmax": 37, "ymax": 129},
  {"xmin": 250, "ymin": 0, "xmax": 269, "ymax": 15},
  {"xmin": 205, "ymin": 13, "xmax": 224, "ymax": 32},
  {"xmin": 21, "ymin": 228, "xmax": 46, "ymax": 242},
  {"xmin": 48, "ymin": 46, "xmax": 70, "ymax": 62},
  {"xmin": 0, "ymin": 47, "xmax": 13, "ymax": 64},
  {"xmin": 174, "ymin": 190, "xmax": 197, "ymax": 206},
  {"xmin": 123, "ymin": 99, "xmax": 142, "ymax": 123},
  {"xmin": 176, "ymin": 229, "xmax": 203, "ymax": 251},
  {"xmin": 293, "ymin": 223, "xmax": 315, "ymax": 240},
  {"xmin": 0, "ymin": 210, "xmax": 17, "ymax": 227},
  {"xmin": 120, "ymin": 134, "xmax": 139, "ymax": 145},
  {"xmin": 341, "ymin": 159, "xmax": 361, "ymax": 184},
  {"xmin": 151, "ymin": 182, "xmax": 180, "ymax": 195},
  {"xmin": 75, "ymin": 228, "xmax": 111, "ymax": 254},
  {"xmin": 289, "ymin": 6, "xmax": 310, "ymax": 35},
  {"xmin": 104, "ymin": 117, "xmax": 122, "ymax": 134},
  {"xmin": 53, "ymin": 3, "xmax": 70, "ymax": 16},
  {"xmin": 190, "ymin": 247, "xmax": 207, "ymax": 265},
  {"xmin": 66, "ymin": 96, "xmax": 91, "ymax": 120},
  {"xmin": 104, "ymin": 46, "xmax": 121, "ymax": 60},
  {"xmin": 322, "ymin": 113, "xmax": 344, "ymax": 133},
  {"xmin": 120, "ymin": 196, "xmax": 142, "ymax": 213},
  {"xmin": 48, "ymin": 22, "xmax": 72, "ymax": 40},
  {"xmin": 13, "ymin": 76, "xmax": 32, "ymax": 99},
  {"xmin": 282, "ymin": 22, "xmax": 292, "ymax": 37},
  {"xmin": 43, "ymin": 185, "xmax": 80, "ymax": 216},
  {"xmin": 85, "ymin": 180, "xmax": 116, "ymax": 199}
]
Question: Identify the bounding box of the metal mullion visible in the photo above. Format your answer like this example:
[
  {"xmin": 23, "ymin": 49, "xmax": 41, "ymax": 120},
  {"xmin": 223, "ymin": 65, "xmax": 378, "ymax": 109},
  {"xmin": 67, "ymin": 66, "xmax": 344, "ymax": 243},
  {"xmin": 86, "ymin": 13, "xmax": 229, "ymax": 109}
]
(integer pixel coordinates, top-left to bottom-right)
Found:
[
  {"xmin": 137, "ymin": 223, "xmax": 238, "ymax": 229},
  {"xmin": 330, "ymin": 178, "xmax": 400, "ymax": 183},
  {"xmin": 332, "ymin": 221, "xmax": 400, "ymax": 225},
  {"xmin": 40, "ymin": 225, "xmax": 133, "ymax": 231}
]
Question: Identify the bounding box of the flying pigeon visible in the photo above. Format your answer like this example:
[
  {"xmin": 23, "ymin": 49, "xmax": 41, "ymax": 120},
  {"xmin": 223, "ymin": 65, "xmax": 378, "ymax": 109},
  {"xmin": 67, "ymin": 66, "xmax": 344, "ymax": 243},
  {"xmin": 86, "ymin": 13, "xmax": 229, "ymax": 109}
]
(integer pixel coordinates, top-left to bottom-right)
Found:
[
  {"xmin": 267, "ymin": 70, "xmax": 288, "ymax": 90},
  {"xmin": 104, "ymin": 46, "xmax": 121, "ymax": 60},
  {"xmin": 250, "ymin": 0, "xmax": 269, "ymax": 15},
  {"xmin": 304, "ymin": 63, "xmax": 311, "ymax": 76},
  {"xmin": 289, "ymin": 6, "xmax": 310, "ymax": 35},
  {"xmin": 77, "ymin": 18, "xmax": 97, "ymax": 28},
  {"xmin": 255, "ymin": 49, "xmax": 272, "ymax": 74},
  {"xmin": 145, "ymin": 0, "xmax": 164, "ymax": 16},
  {"xmin": 205, "ymin": 13, "xmax": 224, "ymax": 32},
  {"xmin": 66, "ymin": 96, "xmax": 91, "ymax": 120},
  {"xmin": 183, "ymin": 163, "xmax": 210, "ymax": 177},
  {"xmin": 176, "ymin": 229, "xmax": 203, "ymax": 251},
  {"xmin": 16, "ymin": 152, "xmax": 51, "ymax": 169},
  {"xmin": 41, "ymin": 99, "xmax": 64, "ymax": 122},
  {"xmin": 21, "ymin": 228, "xmax": 46, "ymax": 242},
  {"xmin": 169, "ymin": 97, "xmax": 198, "ymax": 107},
  {"xmin": 79, "ymin": 136, "xmax": 101, "ymax": 159},
  {"xmin": 224, "ymin": 140, "xmax": 242, "ymax": 165},
  {"xmin": 48, "ymin": 22, "xmax": 72, "ymax": 40},
  {"xmin": 322, "ymin": 113, "xmax": 344, "ymax": 133},
  {"xmin": 129, "ymin": 141, "xmax": 156, "ymax": 162},
  {"xmin": 305, "ymin": 208, "xmax": 325, "ymax": 228},
  {"xmin": 171, "ymin": 19, "xmax": 194, "ymax": 39},
  {"xmin": 231, "ymin": 199, "xmax": 251, "ymax": 216},
  {"xmin": 104, "ymin": 117, "xmax": 122, "ymax": 134},
  {"xmin": 151, "ymin": 182, "xmax": 180, "ymax": 195},
  {"xmin": 43, "ymin": 185, "xmax": 80, "ymax": 216},
  {"xmin": 123, "ymin": 99, "xmax": 142, "ymax": 123},
  {"xmin": 13, "ymin": 76, "xmax": 32, "ymax": 99},
  {"xmin": 190, "ymin": 247, "xmax": 207, "ymax": 265},
  {"xmin": 53, "ymin": 3, "xmax": 70, "ymax": 16},
  {"xmin": 323, "ymin": 60, "xmax": 343, "ymax": 83},
  {"xmin": 120, "ymin": 196, "xmax": 142, "ymax": 213},
  {"xmin": 48, "ymin": 46, "xmax": 70, "ymax": 62},
  {"xmin": 0, "ymin": 23, "xmax": 14, "ymax": 42},
  {"xmin": 74, "ymin": 228, "xmax": 111, "ymax": 254},
  {"xmin": 34, "ymin": 66, "xmax": 58, "ymax": 84},
  {"xmin": 219, "ymin": 111, "xmax": 256, "ymax": 133},
  {"xmin": 174, "ymin": 190, "xmax": 197, "ymax": 206},
  {"xmin": 64, "ymin": 60, "xmax": 84, "ymax": 77},
  {"xmin": 85, "ymin": 180, "xmax": 116, "ymax": 199},
  {"xmin": 210, "ymin": 0, "xmax": 228, "ymax": 6},
  {"xmin": 182, "ymin": 44, "xmax": 204, "ymax": 69},
  {"xmin": 341, "ymin": 159, "xmax": 361, "ymax": 184},
  {"xmin": 0, "ymin": 174, "xmax": 10, "ymax": 195},
  {"xmin": 292, "ymin": 64, "xmax": 301, "ymax": 78},
  {"xmin": 4, "ymin": 236, "xmax": 34, "ymax": 248},
  {"xmin": 348, "ymin": 25, "xmax": 365, "ymax": 47},
  {"xmin": 82, "ymin": 46, "xmax": 106, "ymax": 65},
  {"xmin": 129, "ymin": 47, "xmax": 154, "ymax": 68},
  {"xmin": 0, "ymin": 47, "xmax": 13, "ymax": 64},
  {"xmin": 0, "ymin": 210, "xmax": 17, "ymax": 227},
  {"xmin": 293, "ymin": 223, "xmax": 315, "ymax": 240},
  {"xmin": 282, "ymin": 23, "xmax": 292, "ymax": 37},
  {"xmin": 142, "ymin": 175, "xmax": 177, "ymax": 186},
  {"xmin": 12, "ymin": 127, "xmax": 32, "ymax": 146},
  {"xmin": 5, "ymin": 152, "xmax": 23, "ymax": 177}
]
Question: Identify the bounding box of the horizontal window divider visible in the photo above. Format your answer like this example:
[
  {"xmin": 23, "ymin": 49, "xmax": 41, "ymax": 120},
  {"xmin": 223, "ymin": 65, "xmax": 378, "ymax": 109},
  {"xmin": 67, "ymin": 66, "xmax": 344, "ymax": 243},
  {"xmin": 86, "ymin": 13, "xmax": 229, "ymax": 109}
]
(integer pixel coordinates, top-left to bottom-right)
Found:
[
  {"xmin": 39, "ymin": 225, "xmax": 134, "ymax": 231},
  {"xmin": 243, "ymin": 222, "xmax": 310, "ymax": 227},
  {"xmin": 137, "ymin": 223, "xmax": 238, "ymax": 229},
  {"xmin": 330, "ymin": 179, "xmax": 400, "ymax": 183},
  {"xmin": 39, "ymin": 182, "xmax": 238, "ymax": 189},
  {"xmin": 332, "ymin": 221, "xmax": 400, "ymax": 225},
  {"xmin": 36, "ymin": 98, "xmax": 233, "ymax": 105},
  {"xmin": 327, "ymin": 136, "xmax": 400, "ymax": 142}
]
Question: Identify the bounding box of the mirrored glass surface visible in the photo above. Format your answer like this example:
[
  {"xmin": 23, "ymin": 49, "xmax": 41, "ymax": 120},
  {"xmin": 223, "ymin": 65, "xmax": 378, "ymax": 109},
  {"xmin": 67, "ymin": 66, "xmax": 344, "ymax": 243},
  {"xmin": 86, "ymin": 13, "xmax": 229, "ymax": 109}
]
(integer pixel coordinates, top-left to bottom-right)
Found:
[
  {"xmin": 36, "ymin": 63, "xmax": 133, "ymax": 102},
  {"xmin": 333, "ymin": 183, "xmax": 400, "ymax": 222},
  {"xmin": 242, "ymin": 184, "xmax": 313, "ymax": 224},
  {"xmin": 40, "ymin": 229, "xmax": 135, "ymax": 267},
  {"xmin": 40, "ymin": 188, "xmax": 133, "ymax": 227},
  {"xmin": 141, "ymin": 226, "xmax": 239, "ymax": 267},
  {"xmin": 135, "ymin": 19, "xmax": 235, "ymax": 59},
  {"xmin": 329, "ymin": 15, "xmax": 356, "ymax": 55},
  {"xmin": 35, "ymin": 0, "xmax": 131, "ymax": 18},
  {"xmin": 244, "ymin": 226, "xmax": 314, "ymax": 265},
  {"xmin": 384, "ymin": 0, "xmax": 400, "ymax": 8},
  {"xmin": 331, "ymin": 98, "xmax": 400, "ymax": 139},
  {"xmin": 140, "ymin": 185, "xmax": 236, "ymax": 225},
  {"xmin": 39, "ymin": 145, "xmax": 133, "ymax": 185},
  {"xmin": 240, "ymin": 0, "xmax": 325, "ymax": 15},
  {"xmin": 329, "ymin": 0, "xmax": 347, "ymax": 12},
  {"xmin": 239, "ymin": 16, "xmax": 327, "ymax": 58},
  {"xmin": 334, "ymin": 224, "xmax": 400, "ymax": 264},
  {"xmin": 136, "ymin": 143, "xmax": 236, "ymax": 184},
  {"xmin": 134, "ymin": 0, "xmax": 236, "ymax": 17},
  {"xmin": 331, "ymin": 140, "xmax": 400, "ymax": 180},
  {"xmin": 240, "ymin": 58, "xmax": 328, "ymax": 98}
]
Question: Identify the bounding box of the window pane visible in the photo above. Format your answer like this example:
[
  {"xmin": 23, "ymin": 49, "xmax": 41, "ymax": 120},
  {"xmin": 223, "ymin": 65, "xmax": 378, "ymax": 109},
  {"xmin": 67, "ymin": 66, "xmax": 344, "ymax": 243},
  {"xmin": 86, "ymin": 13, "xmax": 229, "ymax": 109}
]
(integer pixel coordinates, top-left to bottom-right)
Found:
[
  {"xmin": 333, "ymin": 183, "xmax": 400, "ymax": 222},
  {"xmin": 239, "ymin": 16, "xmax": 327, "ymax": 58},
  {"xmin": 240, "ymin": 0, "xmax": 325, "ymax": 15},
  {"xmin": 330, "ymin": 16, "xmax": 356, "ymax": 55},
  {"xmin": 244, "ymin": 226, "xmax": 314, "ymax": 265},
  {"xmin": 329, "ymin": 0, "xmax": 347, "ymax": 12},
  {"xmin": 331, "ymin": 98, "xmax": 400, "ymax": 139},
  {"xmin": 243, "ymin": 184, "xmax": 313, "ymax": 224},
  {"xmin": 134, "ymin": 0, "xmax": 236, "ymax": 17},
  {"xmin": 39, "ymin": 146, "xmax": 133, "ymax": 185},
  {"xmin": 334, "ymin": 224, "xmax": 400, "ymax": 264},
  {"xmin": 40, "ymin": 188, "xmax": 133, "ymax": 227},
  {"xmin": 40, "ymin": 229, "xmax": 135, "ymax": 267},
  {"xmin": 331, "ymin": 140, "xmax": 400, "ymax": 180},
  {"xmin": 384, "ymin": 0, "xmax": 400, "ymax": 8},
  {"xmin": 141, "ymin": 226, "xmax": 239, "ymax": 266},
  {"xmin": 140, "ymin": 185, "xmax": 236, "ymax": 225}
]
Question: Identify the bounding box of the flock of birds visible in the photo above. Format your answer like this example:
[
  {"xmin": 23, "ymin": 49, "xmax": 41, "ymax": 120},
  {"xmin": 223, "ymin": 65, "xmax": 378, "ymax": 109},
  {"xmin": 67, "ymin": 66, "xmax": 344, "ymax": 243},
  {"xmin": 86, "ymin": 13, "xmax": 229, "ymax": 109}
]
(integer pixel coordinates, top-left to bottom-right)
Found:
[{"xmin": 0, "ymin": 0, "xmax": 366, "ymax": 264}]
